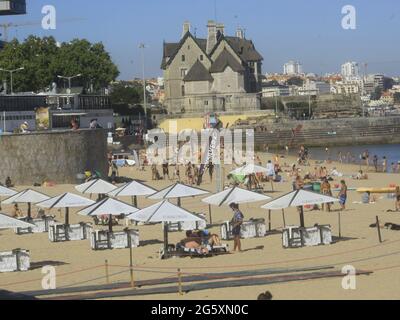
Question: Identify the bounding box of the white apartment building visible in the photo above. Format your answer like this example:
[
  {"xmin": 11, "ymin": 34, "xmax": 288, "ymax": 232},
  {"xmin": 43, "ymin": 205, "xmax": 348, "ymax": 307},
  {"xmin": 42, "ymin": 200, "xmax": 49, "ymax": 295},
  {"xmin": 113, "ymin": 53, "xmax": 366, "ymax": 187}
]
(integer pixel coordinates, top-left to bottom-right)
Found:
[
  {"xmin": 283, "ymin": 61, "xmax": 303, "ymax": 75},
  {"xmin": 331, "ymin": 79, "xmax": 361, "ymax": 95},
  {"xmin": 341, "ymin": 62, "xmax": 359, "ymax": 80},
  {"xmin": 297, "ymin": 80, "xmax": 330, "ymax": 96}
]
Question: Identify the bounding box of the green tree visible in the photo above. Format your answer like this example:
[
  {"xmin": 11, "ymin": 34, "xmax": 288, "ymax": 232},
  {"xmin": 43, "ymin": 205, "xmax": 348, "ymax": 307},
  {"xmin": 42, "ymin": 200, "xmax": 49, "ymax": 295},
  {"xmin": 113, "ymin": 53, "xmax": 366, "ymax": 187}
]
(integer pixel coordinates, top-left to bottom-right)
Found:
[
  {"xmin": 0, "ymin": 36, "xmax": 119, "ymax": 93},
  {"xmin": 110, "ymin": 82, "xmax": 145, "ymax": 116}
]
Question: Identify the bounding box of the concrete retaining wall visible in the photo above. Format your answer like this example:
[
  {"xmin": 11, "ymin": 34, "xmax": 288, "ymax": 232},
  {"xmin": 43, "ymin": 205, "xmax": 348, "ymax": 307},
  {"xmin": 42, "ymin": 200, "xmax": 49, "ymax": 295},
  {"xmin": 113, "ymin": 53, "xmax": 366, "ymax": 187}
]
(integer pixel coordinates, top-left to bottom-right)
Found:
[
  {"xmin": 247, "ymin": 116, "xmax": 400, "ymax": 149},
  {"xmin": 0, "ymin": 129, "xmax": 108, "ymax": 185}
]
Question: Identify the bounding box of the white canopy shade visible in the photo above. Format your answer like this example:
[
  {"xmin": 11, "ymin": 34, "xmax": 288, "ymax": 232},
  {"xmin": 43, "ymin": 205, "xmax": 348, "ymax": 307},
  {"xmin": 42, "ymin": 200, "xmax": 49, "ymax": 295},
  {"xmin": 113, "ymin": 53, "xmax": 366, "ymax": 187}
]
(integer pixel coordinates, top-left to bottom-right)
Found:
[
  {"xmin": 128, "ymin": 200, "xmax": 205, "ymax": 223},
  {"xmin": 75, "ymin": 179, "xmax": 117, "ymax": 195},
  {"xmin": 0, "ymin": 213, "xmax": 35, "ymax": 229},
  {"xmin": 203, "ymin": 187, "xmax": 272, "ymax": 207},
  {"xmin": 261, "ymin": 190, "xmax": 339, "ymax": 211},
  {"xmin": 2, "ymin": 189, "xmax": 50, "ymax": 205},
  {"xmin": 230, "ymin": 164, "xmax": 268, "ymax": 176},
  {"xmin": 108, "ymin": 181, "xmax": 157, "ymax": 198},
  {"xmin": 147, "ymin": 183, "xmax": 209, "ymax": 200},
  {"xmin": 36, "ymin": 193, "xmax": 95, "ymax": 209},
  {"xmin": 78, "ymin": 197, "xmax": 139, "ymax": 217},
  {"xmin": 0, "ymin": 186, "xmax": 18, "ymax": 197}
]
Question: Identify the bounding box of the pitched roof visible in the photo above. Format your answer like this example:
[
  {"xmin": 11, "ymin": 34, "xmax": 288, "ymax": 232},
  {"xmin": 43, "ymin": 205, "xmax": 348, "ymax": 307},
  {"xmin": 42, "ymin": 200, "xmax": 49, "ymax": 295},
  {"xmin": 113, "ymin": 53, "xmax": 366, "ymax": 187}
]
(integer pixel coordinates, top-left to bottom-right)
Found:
[
  {"xmin": 184, "ymin": 60, "xmax": 213, "ymax": 82},
  {"xmin": 209, "ymin": 49, "xmax": 245, "ymax": 74},
  {"xmin": 161, "ymin": 31, "xmax": 263, "ymax": 70},
  {"xmin": 224, "ymin": 36, "xmax": 263, "ymax": 62},
  {"xmin": 161, "ymin": 32, "xmax": 210, "ymax": 70}
]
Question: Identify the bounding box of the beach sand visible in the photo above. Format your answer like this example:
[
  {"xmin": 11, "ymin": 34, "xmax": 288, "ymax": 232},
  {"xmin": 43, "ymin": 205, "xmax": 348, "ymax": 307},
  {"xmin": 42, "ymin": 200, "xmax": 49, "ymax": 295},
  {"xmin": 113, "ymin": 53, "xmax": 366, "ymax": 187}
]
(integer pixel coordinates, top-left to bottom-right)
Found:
[{"xmin": 1, "ymin": 153, "xmax": 400, "ymax": 300}]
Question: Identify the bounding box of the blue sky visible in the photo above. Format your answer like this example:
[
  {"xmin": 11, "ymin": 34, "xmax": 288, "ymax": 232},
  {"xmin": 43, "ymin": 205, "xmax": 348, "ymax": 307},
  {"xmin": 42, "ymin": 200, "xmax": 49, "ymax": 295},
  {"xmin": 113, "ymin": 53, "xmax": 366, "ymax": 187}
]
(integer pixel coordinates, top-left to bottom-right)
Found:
[{"xmin": 1, "ymin": 0, "xmax": 400, "ymax": 79}]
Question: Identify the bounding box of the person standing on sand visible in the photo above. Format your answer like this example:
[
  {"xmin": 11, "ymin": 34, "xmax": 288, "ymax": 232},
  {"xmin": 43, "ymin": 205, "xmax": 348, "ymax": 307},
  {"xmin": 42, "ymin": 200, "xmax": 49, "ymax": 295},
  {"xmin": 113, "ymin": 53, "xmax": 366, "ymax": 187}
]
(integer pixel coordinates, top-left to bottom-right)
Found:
[
  {"xmin": 382, "ymin": 157, "xmax": 388, "ymax": 173},
  {"xmin": 230, "ymin": 203, "xmax": 244, "ymax": 252},
  {"xmin": 338, "ymin": 180, "xmax": 348, "ymax": 211},
  {"xmin": 373, "ymin": 155, "xmax": 379, "ymax": 173},
  {"xmin": 321, "ymin": 179, "xmax": 332, "ymax": 212}
]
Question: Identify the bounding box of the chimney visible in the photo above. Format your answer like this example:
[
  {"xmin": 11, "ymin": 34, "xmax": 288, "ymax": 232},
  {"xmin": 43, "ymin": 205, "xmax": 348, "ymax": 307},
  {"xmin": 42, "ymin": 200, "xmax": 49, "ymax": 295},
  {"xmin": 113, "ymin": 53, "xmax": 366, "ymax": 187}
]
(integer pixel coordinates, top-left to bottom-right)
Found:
[
  {"xmin": 206, "ymin": 20, "xmax": 217, "ymax": 54},
  {"xmin": 182, "ymin": 21, "xmax": 191, "ymax": 38},
  {"xmin": 236, "ymin": 27, "xmax": 244, "ymax": 39},
  {"xmin": 216, "ymin": 23, "xmax": 225, "ymax": 40}
]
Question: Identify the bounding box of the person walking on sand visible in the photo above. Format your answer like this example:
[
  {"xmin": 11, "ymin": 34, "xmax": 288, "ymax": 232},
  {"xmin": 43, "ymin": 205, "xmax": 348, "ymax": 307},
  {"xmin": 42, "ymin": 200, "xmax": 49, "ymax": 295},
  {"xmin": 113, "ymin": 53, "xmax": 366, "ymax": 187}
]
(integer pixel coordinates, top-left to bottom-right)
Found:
[
  {"xmin": 338, "ymin": 180, "xmax": 348, "ymax": 211},
  {"xmin": 230, "ymin": 203, "xmax": 244, "ymax": 252}
]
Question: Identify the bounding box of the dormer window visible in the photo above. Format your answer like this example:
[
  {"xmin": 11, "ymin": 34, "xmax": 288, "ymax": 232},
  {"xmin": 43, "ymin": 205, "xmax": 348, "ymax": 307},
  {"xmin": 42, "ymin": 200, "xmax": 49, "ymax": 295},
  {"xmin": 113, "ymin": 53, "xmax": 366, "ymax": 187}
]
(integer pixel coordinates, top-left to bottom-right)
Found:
[
  {"xmin": 200, "ymin": 55, "xmax": 204, "ymax": 61},
  {"xmin": 182, "ymin": 55, "xmax": 186, "ymax": 62}
]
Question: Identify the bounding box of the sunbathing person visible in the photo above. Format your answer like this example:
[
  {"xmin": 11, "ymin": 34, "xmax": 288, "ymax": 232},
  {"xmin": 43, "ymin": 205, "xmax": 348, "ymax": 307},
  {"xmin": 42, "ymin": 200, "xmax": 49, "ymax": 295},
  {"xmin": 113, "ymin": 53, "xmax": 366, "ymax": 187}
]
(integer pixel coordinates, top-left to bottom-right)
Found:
[{"xmin": 353, "ymin": 170, "xmax": 368, "ymax": 180}]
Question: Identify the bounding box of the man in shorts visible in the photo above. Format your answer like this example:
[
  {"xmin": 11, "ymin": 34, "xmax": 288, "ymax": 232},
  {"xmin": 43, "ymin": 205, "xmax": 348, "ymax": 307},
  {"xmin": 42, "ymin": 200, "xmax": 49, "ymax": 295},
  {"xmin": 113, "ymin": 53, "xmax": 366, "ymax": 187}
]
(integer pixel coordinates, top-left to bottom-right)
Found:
[{"xmin": 230, "ymin": 203, "xmax": 244, "ymax": 252}]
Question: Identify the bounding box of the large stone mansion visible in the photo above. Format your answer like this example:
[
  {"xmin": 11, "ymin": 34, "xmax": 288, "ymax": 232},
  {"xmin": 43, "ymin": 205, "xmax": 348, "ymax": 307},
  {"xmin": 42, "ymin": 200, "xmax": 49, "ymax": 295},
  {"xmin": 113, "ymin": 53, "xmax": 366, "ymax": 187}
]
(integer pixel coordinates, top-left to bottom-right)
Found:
[{"xmin": 161, "ymin": 21, "xmax": 264, "ymax": 115}]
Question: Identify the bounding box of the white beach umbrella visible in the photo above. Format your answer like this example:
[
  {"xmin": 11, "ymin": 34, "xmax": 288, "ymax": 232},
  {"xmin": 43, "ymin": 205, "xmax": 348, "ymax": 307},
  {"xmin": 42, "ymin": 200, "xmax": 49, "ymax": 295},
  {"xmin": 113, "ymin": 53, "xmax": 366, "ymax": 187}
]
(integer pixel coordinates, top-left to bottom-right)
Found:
[
  {"xmin": 75, "ymin": 179, "xmax": 117, "ymax": 196},
  {"xmin": 230, "ymin": 164, "xmax": 268, "ymax": 176},
  {"xmin": 202, "ymin": 187, "xmax": 272, "ymax": 224},
  {"xmin": 2, "ymin": 189, "xmax": 50, "ymax": 219},
  {"xmin": 147, "ymin": 182, "xmax": 209, "ymax": 207},
  {"xmin": 0, "ymin": 213, "xmax": 36, "ymax": 230},
  {"xmin": 261, "ymin": 190, "xmax": 339, "ymax": 228},
  {"xmin": 36, "ymin": 193, "xmax": 95, "ymax": 225},
  {"xmin": 78, "ymin": 197, "xmax": 138, "ymax": 232},
  {"xmin": 107, "ymin": 180, "xmax": 157, "ymax": 207},
  {"xmin": 203, "ymin": 187, "xmax": 272, "ymax": 207},
  {"xmin": 0, "ymin": 186, "xmax": 18, "ymax": 210},
  {"xmin": 128, "ymin": 200, "xmax": 205, "ymax": 255}
]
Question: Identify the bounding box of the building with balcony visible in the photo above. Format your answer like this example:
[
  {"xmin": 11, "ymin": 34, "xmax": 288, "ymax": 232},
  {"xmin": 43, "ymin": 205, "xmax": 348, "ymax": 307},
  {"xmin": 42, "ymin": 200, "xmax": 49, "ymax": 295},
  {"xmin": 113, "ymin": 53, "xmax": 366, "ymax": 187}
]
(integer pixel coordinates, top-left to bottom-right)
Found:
[{"xmin": 0, "ymin": 93, "xmax": 114, "ymax": 133}]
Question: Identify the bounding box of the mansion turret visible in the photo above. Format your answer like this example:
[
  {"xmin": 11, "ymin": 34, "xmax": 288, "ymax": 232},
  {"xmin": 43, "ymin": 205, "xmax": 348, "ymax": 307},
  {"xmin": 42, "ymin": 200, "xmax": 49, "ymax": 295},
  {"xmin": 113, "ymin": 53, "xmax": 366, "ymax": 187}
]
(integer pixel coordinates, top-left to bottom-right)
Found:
[{"xmin": 161, "ymin": 21, "xmax": 263, "ymax": 114}]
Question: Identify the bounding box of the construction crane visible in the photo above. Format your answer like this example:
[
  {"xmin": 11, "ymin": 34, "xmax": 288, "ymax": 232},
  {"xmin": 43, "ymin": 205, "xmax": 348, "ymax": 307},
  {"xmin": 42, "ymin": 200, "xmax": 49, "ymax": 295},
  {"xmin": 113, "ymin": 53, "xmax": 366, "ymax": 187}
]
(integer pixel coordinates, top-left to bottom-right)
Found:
[{"xmin": 0, "ymin": 18, "xmax": 85, "ymax": 42}]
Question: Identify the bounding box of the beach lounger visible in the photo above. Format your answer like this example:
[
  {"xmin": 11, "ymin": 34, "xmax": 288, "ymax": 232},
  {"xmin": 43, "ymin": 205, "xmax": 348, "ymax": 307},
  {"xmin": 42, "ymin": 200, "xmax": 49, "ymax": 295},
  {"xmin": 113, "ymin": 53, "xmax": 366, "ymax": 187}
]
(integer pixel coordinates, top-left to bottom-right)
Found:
[
  {"xmin": 49, "ymin": 222, "xmax": 93, "ymax": 242},
  {"xmin": 220, "ymin": 219, "xmax": 267, "ymax": 240},
  {"xmin": 14, "ymin": 216, "xmax": 56, "ymax": 235},
  {"xmin": 0, "ymin": 249, "xmax": 30, "ymax": 273},
  {"xmin": 90, "ymin": 229, "xmax": 140, "ymax": 250},
  {"xmin": 159, "ymin": 244, "xmax": 230, "ymax": 259},
  {"xmin": 282, "ymin": 225, "xmax": 332, "ymax": 248}
]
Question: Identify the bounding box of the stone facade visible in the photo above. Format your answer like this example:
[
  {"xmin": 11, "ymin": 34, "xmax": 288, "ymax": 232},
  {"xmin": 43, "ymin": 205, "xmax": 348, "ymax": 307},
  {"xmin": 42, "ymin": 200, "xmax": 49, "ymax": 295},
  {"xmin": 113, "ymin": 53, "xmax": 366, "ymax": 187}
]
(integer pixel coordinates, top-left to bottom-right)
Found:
[
  {"xmin": 0, "ymin": 129, "xmax": 108, "ymax": 185},
  {"xmin": 162, "ymin": 21, "xmax": 263, "ymax": 115}
]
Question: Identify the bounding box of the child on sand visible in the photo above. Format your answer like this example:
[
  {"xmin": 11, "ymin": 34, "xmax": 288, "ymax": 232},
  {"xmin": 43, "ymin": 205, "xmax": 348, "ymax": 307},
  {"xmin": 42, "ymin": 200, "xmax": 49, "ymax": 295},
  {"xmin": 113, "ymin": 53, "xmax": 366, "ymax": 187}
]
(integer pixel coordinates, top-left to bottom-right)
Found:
[{"xmin": 338, "ymin": 180, "xmax": 348, "ymax": 210}]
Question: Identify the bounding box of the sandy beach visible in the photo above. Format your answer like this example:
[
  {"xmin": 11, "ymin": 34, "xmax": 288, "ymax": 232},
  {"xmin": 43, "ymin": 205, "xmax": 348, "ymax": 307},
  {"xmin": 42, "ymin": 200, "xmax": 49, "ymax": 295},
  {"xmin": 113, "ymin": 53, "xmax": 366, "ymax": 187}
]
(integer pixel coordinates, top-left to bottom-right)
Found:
[{"xmin": 1, "ymin": 152, "xmax": 400, "ymax": 300}]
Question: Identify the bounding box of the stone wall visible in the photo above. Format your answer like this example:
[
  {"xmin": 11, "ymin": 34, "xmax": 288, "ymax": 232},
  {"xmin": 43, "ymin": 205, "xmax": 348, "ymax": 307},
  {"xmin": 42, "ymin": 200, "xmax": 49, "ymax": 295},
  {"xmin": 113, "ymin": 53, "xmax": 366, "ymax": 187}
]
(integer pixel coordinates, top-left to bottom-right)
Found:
[
  {"xmin": 248, "ymin": 116, "xmax": 400, "ymax": 149},
  {"xmin": 0, "ymin": 129, "xmax": 108, "ymax": 185}
]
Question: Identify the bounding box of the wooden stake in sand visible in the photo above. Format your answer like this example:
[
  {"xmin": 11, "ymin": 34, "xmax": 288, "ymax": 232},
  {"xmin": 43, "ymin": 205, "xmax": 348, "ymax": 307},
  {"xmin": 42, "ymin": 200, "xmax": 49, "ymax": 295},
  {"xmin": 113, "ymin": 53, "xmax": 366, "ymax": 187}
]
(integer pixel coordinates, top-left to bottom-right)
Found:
[
  {"xmin": 282, "ymin": 209, "xmax": 286, "ymax": 228},
  {"xmin": 105, "ymin": 260, "xmax": 110, "ymax": 285},
  {"xmin": 376, "ymin": 216, "xmax": 383, "ymax": 243},
  {"xmin": 178, "ymin": 269, "xmax": 183, "ymax": 296},
  {"xmin": 338, "ymin": 211, "xmax": 342, "ymax": 239}
]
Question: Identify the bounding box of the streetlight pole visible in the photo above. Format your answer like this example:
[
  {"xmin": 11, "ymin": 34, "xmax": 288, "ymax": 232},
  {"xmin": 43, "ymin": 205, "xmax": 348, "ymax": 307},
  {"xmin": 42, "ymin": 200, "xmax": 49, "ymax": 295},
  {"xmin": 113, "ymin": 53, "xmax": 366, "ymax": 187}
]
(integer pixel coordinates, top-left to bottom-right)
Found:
[
  {"xmin": 139, "ymin": 43, "xmax": 148, "ymax": 132},
  {"xmin": 57, "ymin": 74, "xmax": 82, "ymax": 93},
  {"xmin": 0, "ymin": 67, "xmax": 25, "ymax": 95}
]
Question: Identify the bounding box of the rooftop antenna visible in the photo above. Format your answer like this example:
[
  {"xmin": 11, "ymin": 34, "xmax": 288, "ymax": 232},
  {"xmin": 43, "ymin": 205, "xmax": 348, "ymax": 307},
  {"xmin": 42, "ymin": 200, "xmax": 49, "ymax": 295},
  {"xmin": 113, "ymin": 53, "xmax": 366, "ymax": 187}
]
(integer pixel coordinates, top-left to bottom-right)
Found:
[
  {"xmin": 194, "ymin": 27, "xmax": 198, "ymax": 38},
  {"xmin": 214, "ymin": 0, "xmax": 218, "ymax": 21}
]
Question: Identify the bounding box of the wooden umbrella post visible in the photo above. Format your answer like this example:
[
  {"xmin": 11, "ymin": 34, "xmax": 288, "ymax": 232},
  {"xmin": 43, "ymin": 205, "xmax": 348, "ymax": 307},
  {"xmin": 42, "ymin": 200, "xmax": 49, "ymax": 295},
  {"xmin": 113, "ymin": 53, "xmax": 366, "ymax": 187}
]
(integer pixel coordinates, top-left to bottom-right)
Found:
[
  {"xmin": 28, "ymin": 202, "xmax": 32, "ymax": 220},
  {"xmin": 338, "ymin": 211, "xmax": 342, "ymax": 239},
  {"xmin": 108, "ymin": 214, "xmax": 113, "ymax": 233},
  {"xmin": 282, "ymin": 209, "xmax": 286, "ymax": 228},
  {"xmin": 268, "ymin": 210, "xmax": 272, "ymax": 232},
  {"xmin": 132, "ymin": 196, "xmax": 138, "ymax": 208},
  {"xmin": 299, "ymin": 206, "xmax": 305, "ymax": 228},
  {"xmin": 177, "ymin": 197, "xmax": 182, "ymax": 208},
  {"xmin": 65, "ymin": 207, "xmax": 70, "ymax": 226},
  {"xmin": 164, "ymin": 223, "xmax": 169, "ymax": 259},
  {"xmin": 208, "ymin": 204, "xmax": 213, "ymax": 226}
]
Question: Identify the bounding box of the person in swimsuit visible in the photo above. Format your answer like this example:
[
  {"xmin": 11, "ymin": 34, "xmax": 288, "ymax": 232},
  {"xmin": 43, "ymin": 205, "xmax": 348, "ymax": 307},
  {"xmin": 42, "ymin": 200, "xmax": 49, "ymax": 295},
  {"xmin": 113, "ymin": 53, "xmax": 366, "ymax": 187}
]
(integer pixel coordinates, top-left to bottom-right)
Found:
[
  {"xmin": 230, "ymin": 203, "xmax": 244, "ymax": 252},
  {"xmin": 338, "ymin": 180, "xmax": 348, "ymax": 210}
]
